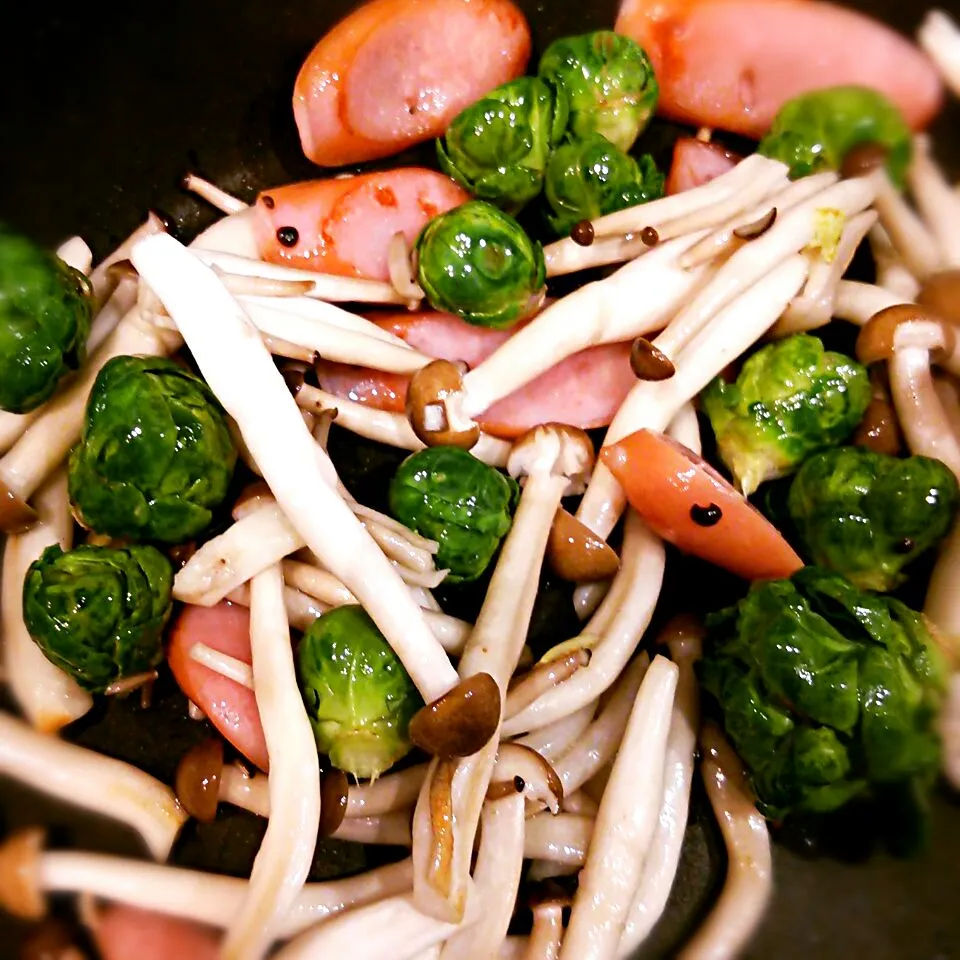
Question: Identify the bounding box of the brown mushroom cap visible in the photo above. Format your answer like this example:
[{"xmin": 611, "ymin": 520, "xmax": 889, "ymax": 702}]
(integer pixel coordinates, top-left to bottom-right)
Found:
[
  {"xmin": 630, "ymin": 338, "xmax": 676, "ymax": 382},
  {"xmin": 918, "ymin": 269, "xmax": 960, "ymax": 327},
  {"xmin": 0, "ymin": 479, "xmax": 38, "ymax": 535},
  {"xmin": 840, "ymin": 141, "xmax": 889, "ymax": 180},
  {"xmin": 405, "ymin": 360, "xmax": 479, "ymax": 450},
  {"xmin": 175, "ymin": 738, "xmax": 224, "ymax": 824},
  {"xmin": 0, "ymin": 828, "xmax": 46, "ymax": 920},
  {"xmin": 853, "ymin": 367, "xmax": 902, "ymax": 456},
  {"xmin": 491, "ymin": 743, "xmax": 564, "ymax": 809},
  {"xmin": 546, "ymin": 508, "xmax": 620, "ymax": 583},
  {"xmin": 855, "ymin": 304, "xmax": 956, "ymax": 366},
  {"xmin": 408, "ymin": 672, "xmax": 501, "ymax": 758},
  {"xmin": 319, "ymin": 768, "xmax": 349, "ymax": 838}
]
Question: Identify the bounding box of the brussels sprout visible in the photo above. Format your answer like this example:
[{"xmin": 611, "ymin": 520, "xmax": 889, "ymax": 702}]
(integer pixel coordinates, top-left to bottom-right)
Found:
[
  {"xmin": 437, "ymin": 77, "xmax": 568, "ymax": 210},
  {"xmin": 701, "ymin": 566, "xmax": 945, "ymax": 821},
  {"xmin": 415, "ymin": 201, "xmax": 546, "ymax": 329},
  {"xmin": 0, "ymin": 224, "xmax": 94, "ymax": 414},
  {"xmin": 389, "ymin": 446, "xmax": 518, "ymax": 582},
  {"xmin": 538, "ymin": 31, "xmax": 658, "ymax": 153},
  {"xmin": 700, "ymin": 334, "xmax": 871, "ymax": 496},
  {"xmin": 22, "ymin": 543, "xmax": 173, "ymax": 693},
  {"xmin": 788, "ymin": 447, "xmax": 959, "ymax": 591},
  {"xmin": 758, "ymin": 86, "xmax": 912, "ymax": 185},
  {"xmin": 298, "ymin": 605, "xmax": 423, "ymax": 780},
  {"xmin": 68, "ymin": 355, "xmax": 237, "ymax": 543},
  {"xmin": 544, "ymin": 133, "xmax": 664, "ymax": 237}
]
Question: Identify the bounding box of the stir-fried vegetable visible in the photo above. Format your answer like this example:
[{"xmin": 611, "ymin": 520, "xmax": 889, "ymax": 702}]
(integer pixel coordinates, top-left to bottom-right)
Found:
[
  {"xmin": 788, "ymin": 447, "xmax": 959, "ymax": 591},
  {"xmin": 68, "ymin": 356, "xmax": 237, "ymax": 543},
  {"xmin": 297, "ymin": 605, "xmax": 423, "ymax": 780},
  {"xmin": 22, "ymin": 543, "xmax": 173, "ymax": 693},
  {"xmin": 388, "ymin": 446, "xmax": 517, "ymax": 581},
  {"xmin": 544, "ymin": 133, "xmax": 664, "ymax": 237},
  {"xmin": 0, "ymin": 225, "xmax": 93, "ymax": 414},
  {"xmin": 701, "ymin": 566, "xmax": 945, "ymax": 821},
  {"xmin": 700, "ymin": 335, "xmax": 871, "ymax": 496},
  {"xmin": 437, "ymin": 77, "xmax": 568, "ymax": 210},
  {"xmin": 538, "ymin": 31, "xmax": 658, "ymax": 152},
  {"xmin": 415, "ymin": 201, "xmax": 546, "ymax": 329},
  {"xmin": 758, "ymin": 86, "xmax": 912, "ymax": 185}
]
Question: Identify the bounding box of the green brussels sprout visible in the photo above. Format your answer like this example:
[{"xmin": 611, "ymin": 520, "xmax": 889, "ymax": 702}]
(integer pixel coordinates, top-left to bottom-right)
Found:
[
  {"xmin": 415, "ymin": 201, "xmax": 546, "ymax": 329},
  {"xmin": 22, "ymin": 543, "xmax": 173, "ymax": 693},
  {"xmin": 758, "ymin": 86, "xmax": 912, "ymax": 185},
  {"xmin": 538, "ymin": 31, "xmax": 659, "ymax": 153},
  {"xmin": 700, "ymin": 334, "xmax": 871, "ymax": 496},
  {"xmin": 544, "ymin": 133, "xmax": 664, "ymax": 237},
  {"xmin": 388, "ymin": 446, "xmax": 518, "ymax": 582},
  {"xmin": 437, "ymin": 77, "xmax": 568, "ymax": 211},
  {"xmin": 787, "ymin": 447, "xmax": 960, "ymax": 591},
  {"xmin": 0, "ymin": 224, "xmax": 94, "ymax": 414},
  {"xmin": 298, "ymin": 605, "xmax": 423, "ymax": 780},
  {"xmin": 68, "ymin": 355, "xmax": 237, "ymax": 544},
  {"xmin": 701, "ymin": 566, "xmax": 945, "ymax": 821}
]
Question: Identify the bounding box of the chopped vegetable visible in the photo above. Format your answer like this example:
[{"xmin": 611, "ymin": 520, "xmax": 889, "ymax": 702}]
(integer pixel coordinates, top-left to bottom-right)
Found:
[
  {"xmin": 758, "ymin": 86, "xmax": 912, "ymax": 185},
  {"xmin": 543, "ymin": 133, "xmax": 664, "ymax": 237},
  {"xmin": 0, "ymin": 224, "xmax": 93, "ymax": 414},
  {"xmin": 437, "ymin": 77, "xmax": 568, "ymax": 210},
  {"xmin": 787, "ymin": 447, "xmax": 959, "ymax": 592},
  {"xmin": 68, "ymin": 356, "xmax": 237, "ymax": 543},
  {"xmin": 415, "ymin": 201, "xmax": 546, "ymax": 329},
  {"xmin": 701, "ymin": 566, "xmax": 945, "ymax": 820},
  {"xmin": 538, "ymin": 31, "xmax": 658, "ymax": 152},
  {"xmin": 298, "ymin": 605, "xmax": 423, "ymax": 780},
  {"xmin": 388, "ymin": 446, "xmax": 517, "ymax": 581},
  {"xmin": 22, "ymin": 543, "xmax": 173, "ymax": 693},
  {"xmin": 700, "ymin": 334, "xmax": 871, "ymax": 496},
  {"xmin": 600, "ymin": 429, "xmax": 803, "ymax": 581}
]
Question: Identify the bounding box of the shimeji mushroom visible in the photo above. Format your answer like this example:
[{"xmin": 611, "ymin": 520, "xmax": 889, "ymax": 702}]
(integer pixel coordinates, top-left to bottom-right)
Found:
[
  {"xmin": 869, "ymin": 224, "xmax": 921, "ymax": 300},
  {"xmin": 907, "ymin": 134, "xmax": 960, "ymax": 269},
  {"xmin": 558, "ymin": 655, "xmax": 678, "ymax": 960},
  {"xmin": 872, "ymin": 168, "xmax": 942, "ymax": 280},
  {"xmin": 0, "ymin": 828, "xmax": 413, "ymax": 939},
  {"xmin": 919, "ymin": 9, "xmax": 960, "ymax": 98},
  {"xmin": 0, "ymin": 713, "xmax": 186, "ymax": 861},
  {"xmin": 219, "ymin": 565, "xmax": 321, "ymax": 960},
  {"xmin": 409, "ymin": 423, "xmax": 594, "ymax": 926},
  {"xmin": 511, "ymin": 702, "xmax": 597, "ymax": 765},
  {"xmin": 619, "ymin": 618, "xmax": 703, "ymax": 955},
  {"xmin": 520, "ymin": 885, "xmax": 571, "ymax": 960},
  {"xmin": 1, "ymin": 471, "xmax": 92, "ymax": 731},
  {"xmin": 130, "ymin": 235, "xmax": 473, "ymax": 719},
  {"xmin": 676, "ymin": 724, "xmax": 772, "ymax": 960},
  {"xmin": 0, "ymin": 210, "xmax": 253, "ymax": 533},
  {"xmin": 522, "ymin": 812, "xmax": 593, "ymax": 868}
]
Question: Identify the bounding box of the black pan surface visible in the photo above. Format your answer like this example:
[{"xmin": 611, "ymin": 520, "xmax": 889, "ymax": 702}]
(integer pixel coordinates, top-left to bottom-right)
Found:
[{"xmin": 1, "ymin": 1, "xmax": 960, "ymax": 957}]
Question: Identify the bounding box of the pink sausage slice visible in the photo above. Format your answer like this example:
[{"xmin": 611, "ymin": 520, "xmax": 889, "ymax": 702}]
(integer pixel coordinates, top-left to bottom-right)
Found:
[
  {"xmin": 167, "ymin": 602, "xmax": 269, "ymax": 772},
  {"xmin": 666, "ymin": 137, "xmax": 739, "ymax": 195},
  {"xmin": 254, "ymin": 169, "xmax": 469, "ymax": 280},
  {"xmin": 294, "ymin": 0, "xmax": 531, "ymax": 167},
  {"xmin": 616, "ymin": 0, "xmax": 943, "ymax": 138},
  {"xmin": 94, "ymin": 906, "xmax": 220, "ymax": 960}
]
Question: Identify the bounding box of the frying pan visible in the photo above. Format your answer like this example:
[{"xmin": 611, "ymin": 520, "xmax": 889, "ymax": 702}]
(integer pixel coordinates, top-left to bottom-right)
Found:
[{"xmin": 1, "ymin": 1, "xmax": 960, "ymax": 957}]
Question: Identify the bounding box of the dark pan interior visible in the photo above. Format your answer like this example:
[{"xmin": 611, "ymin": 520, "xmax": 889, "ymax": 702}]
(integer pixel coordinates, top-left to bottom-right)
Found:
[{"xmin": 2, "ymin": 1, "xmax": 960, "ymax": 957}]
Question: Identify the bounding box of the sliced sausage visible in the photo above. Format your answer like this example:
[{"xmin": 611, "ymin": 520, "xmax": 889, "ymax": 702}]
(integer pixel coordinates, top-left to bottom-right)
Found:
[
  {"xmin": 94, "ymin": 906, "xmax": 220, "ymax": 960},
  {"xmin": 666, "ymin": 137, "xmax": 740, "ymax": 195}
]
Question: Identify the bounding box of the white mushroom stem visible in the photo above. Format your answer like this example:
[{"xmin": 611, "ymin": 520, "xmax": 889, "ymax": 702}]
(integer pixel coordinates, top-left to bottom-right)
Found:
[
  {"xmin": 0, "ymin": 712, "xmax": 186, "ymax": 861},
  {"xmin": 562, "ymin": 790, "xmax": 599, "ymax": 816},
  {"xmin": 56, "ymin": 236, "xmax": 93, "ymax": 274},
  {"xmin": 522, "ymin": 813, "xmax": 592, "ymax": 867},
  {"xmin": 574, "ymin": 253, "xmax": 808, "ymax": 546},
  {"xmin": 295, "ymin": 383, "xmax": 511, "ymax": 466},
  {"xmin": 524, "ymin": 903, "xmax": 564, "ymax": 960},
  {"xmin": 459, "ymin": 233, "xmax": 713, "ymax": 420},
  {"xmin": 413, "ymin": 426, "xmax": 591, "ymax": 924},
  {"xmin": 346, "ymin": 765, "xmax": 429, "ymax": 818},
  {"xmin": 869, "ymin": 224, "xmax": 922, "ymax": 300},
  {"xmin": 89, "ymin": 211, "xmax": 169, "ymax": 306},
  {"xmin": 1, "ymin": 471, "xmax": 93, "ymax": 732},
  {"xmin": 677, "ymin": 724, "xmax": 772, "ymax": 960},
  {"xmin": 620, "ymin": 624, "xmax": 703, "ymax": 955},
  {"xmin": 888, "ymin": 321, "xmax": 960, "ymax": 475},
  {"xmin": 22, "ymin": 845, "xmax": 412, "ymax": 939},
  {"xmin": 512, "ymin": 701, "xmax": 596, "ymax": 763},
  {"xmin": 934, "ymin": 374, "xmax": 960, "ymax": 444},
  {"xmin": 492, "ymin": 744, "xmax": 563, "ymax": 813},
  {"xmin": 195, "ymin": 249, "xmax": 405, "ymax": 305},
  {"xmin": 873, "ymin": 169, "xmax": 943, "ymax": 280},
  {"xmin": 833, "ymin": 281, "xmax": 908, "ymax": 325},
  {"xmin": 526, "ymin": 860, "xmax": 580, "ymax": 882},
  {"xmin": 274, "ymin": 892, "xmax": 480, "ymax": 960},
  {"xmin": 919, "ymin": 10, "xmax": 960, "ymax": 100},
  {"xmin": 440, "ymin": 794, "xmax": 526, "ymax": 960},
  {"xmin": 559, "ymin": 656, "xmax": 678, "ymax": 960},
  {"xmin": 220, "ymin": 566, "xmax": 320, "ymax": 960},
  {"xmin": 239, "ymin": 298, "xmax": 432, "ymax": 373},
  {"xmin": 189, "ymin": 643, "xmax": 254, "ymax": 688},
  {"xmin": 907, "ymin": 133, "xmax": 960, "ymax": 268},
  {"xmin": 349, "ymin": 502, "xmax": 440, "ymax": 552},
  {"xmin": 227, "ymin": 583, "xmax": 327, "ymax": 633},
  {"xmin": 182, "ymin": 173, "xmax": 249, "ymax": 214}
]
